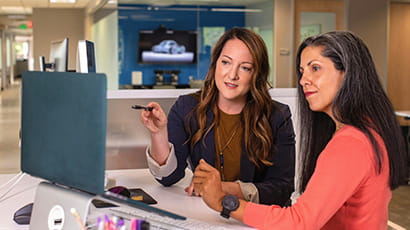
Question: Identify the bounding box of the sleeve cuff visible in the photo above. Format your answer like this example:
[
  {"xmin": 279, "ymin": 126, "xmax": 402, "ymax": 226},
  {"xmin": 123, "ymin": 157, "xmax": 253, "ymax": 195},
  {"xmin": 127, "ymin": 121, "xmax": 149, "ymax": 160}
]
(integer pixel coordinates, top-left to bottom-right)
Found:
[
  {"xmin": 237, "ymin": 180, "xmax": 260, "ymax": 203},
  {"xmin": 146, "ymin": 143, "xmax": 177, "ymax": 179}
]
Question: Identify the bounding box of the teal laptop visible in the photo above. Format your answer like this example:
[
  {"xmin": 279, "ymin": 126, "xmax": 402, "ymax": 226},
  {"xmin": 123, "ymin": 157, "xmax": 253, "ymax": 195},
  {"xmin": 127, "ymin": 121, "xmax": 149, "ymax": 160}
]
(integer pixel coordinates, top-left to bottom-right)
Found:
[
  {"xmin": 21, "ymin": 71, "xmax": 107, "ymax": 195},
  {"xmin": 21, "ymin": 71, "xmax": 186, "ymax": 222}
]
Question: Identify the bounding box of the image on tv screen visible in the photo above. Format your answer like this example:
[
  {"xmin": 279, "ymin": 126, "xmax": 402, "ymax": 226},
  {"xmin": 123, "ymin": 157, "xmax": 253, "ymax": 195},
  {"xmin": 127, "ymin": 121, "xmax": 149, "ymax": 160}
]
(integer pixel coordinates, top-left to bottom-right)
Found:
[{"xmin": 138, "ymin": 30, "xmax": 197, "ymax": 64}]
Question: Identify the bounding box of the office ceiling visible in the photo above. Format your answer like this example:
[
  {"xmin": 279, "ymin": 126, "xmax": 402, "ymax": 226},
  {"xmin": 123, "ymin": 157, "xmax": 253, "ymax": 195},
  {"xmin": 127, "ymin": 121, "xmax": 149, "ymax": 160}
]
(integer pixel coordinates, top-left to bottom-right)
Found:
[
  {"xmin": 2, "ymin": 0, "xmax": 410, "ymax": 15},
  {"xmin": 0, "ymin": 0, "xmax": 268, "ymax": 35},
  {"xmin": 0, "ymin": 0, "xmax": 268, "ymax": 15},
  {"xmin": 119, "ymin": 0, "xmax": 270, "ymax": 6},
  {"xmin": 0, "ymin": 0, "xmax": 93, "ymax": 15}
]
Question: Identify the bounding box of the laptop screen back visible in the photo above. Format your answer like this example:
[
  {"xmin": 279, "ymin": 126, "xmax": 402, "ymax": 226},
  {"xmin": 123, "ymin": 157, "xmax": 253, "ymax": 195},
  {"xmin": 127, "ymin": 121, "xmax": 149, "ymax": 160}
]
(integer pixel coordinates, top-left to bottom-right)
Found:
[{"xmin": 21, "ymin": 71, "xmax": 107, "ymax": 195}]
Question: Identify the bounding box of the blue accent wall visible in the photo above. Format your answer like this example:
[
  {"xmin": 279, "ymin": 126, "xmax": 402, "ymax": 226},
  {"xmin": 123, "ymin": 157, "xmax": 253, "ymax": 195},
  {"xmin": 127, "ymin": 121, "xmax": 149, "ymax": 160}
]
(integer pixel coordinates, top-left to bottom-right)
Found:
[{"xmin": 118, "ymin": 4, "xmax": 245, "ymax": 86}]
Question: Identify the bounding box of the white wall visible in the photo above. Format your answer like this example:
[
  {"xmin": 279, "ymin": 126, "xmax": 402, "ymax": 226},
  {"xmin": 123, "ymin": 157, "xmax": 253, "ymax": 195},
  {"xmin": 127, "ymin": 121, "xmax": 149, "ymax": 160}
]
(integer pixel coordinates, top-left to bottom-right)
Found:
[
  {"xmin": 346, "ymin": 0, "xmax": 389, "ymax": 88},
  {"xmin": 92, "ymin": 10, "xmax": 119, "ymax": 90},
  {"xmin": 32, "ymin": 8, "xmax": 85, "ymax": 71}
]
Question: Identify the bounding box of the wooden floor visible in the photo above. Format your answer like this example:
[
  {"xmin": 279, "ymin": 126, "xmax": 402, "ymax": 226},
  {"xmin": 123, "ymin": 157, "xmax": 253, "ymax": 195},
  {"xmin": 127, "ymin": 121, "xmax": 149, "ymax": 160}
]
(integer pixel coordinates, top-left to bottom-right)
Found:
[{"xmin": 0, "ymin": 80, "xmax": 409, "ymax": 229}]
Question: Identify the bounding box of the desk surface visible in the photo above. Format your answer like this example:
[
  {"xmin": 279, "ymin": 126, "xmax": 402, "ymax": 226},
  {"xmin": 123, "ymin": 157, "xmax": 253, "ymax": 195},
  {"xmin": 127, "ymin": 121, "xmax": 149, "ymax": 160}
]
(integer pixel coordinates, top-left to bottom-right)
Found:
[
  {"xmin": 0, "ymin": 173, "xmax": 41, "ymax": 230},
  {"xmin": 0, "ymin": 169, "xmax": 252, "ymax": 229}
]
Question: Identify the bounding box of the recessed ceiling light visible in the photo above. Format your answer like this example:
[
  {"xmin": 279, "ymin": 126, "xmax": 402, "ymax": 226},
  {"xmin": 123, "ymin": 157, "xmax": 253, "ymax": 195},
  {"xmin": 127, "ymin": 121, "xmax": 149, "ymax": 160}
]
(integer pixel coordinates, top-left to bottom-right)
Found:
[
  {"xmin": 211, "ymin": 8, "xmax": 262, "ymax": 13},
  {"xmin": 1, "ymin": 6, "xmax": 25, "ymax": 11},
  {"xmin": 50, "ymin": 0, "xmax": 76, "ymax": 3},
  {"xmin": 0, "ymin": 6, "xmax": 24, "ymax": 11},
  {"xmin": 0, "ymin": 6, "xmax": 31, "ymax": 14}
]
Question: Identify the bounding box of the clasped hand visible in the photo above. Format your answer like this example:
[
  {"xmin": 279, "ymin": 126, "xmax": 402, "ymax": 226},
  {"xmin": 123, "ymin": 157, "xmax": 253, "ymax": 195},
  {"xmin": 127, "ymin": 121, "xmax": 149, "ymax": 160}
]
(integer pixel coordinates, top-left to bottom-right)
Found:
[{"xmin": 192, "ymin": 159, "xmax": 226, "ymax": 212}]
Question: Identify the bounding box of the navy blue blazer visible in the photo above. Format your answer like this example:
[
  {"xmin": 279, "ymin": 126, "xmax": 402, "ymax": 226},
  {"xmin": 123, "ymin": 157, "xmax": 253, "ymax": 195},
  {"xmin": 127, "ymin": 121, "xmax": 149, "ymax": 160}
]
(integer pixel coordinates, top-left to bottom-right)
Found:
[{"xmin": 159, "ymin": 94, "xmax": 296, "ymax": 205}]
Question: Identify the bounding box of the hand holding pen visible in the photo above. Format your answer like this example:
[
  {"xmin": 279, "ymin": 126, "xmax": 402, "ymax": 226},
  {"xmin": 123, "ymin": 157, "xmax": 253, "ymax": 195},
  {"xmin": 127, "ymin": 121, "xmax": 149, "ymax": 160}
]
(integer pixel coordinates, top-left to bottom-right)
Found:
[
  {"xmin": 138, "ymin": 102, "xmax": 167, "ymax": 134},
  {"xmin": 138, "ymin": 102, "xmax": 170, "ymax": 166},
  {"xmin": 131, "ymin": 105, "xmax": 154, "ymax": 111}
]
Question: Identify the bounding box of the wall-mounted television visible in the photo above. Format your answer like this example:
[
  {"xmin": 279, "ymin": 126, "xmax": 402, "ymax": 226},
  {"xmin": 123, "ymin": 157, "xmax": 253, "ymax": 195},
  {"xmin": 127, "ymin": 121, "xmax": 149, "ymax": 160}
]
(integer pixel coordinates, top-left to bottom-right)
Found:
[{"xmin": 138, "ymin": 29, "xmax": 197, "ymax": 64}]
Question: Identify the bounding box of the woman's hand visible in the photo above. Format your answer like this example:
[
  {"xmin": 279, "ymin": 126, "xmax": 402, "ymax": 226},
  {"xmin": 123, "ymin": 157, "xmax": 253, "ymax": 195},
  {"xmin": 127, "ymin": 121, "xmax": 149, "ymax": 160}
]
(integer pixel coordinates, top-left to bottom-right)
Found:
[
  {"xmin": 139, "ymin": 102, "xmax": 167, "ymax": 134},
  {"xmin": 139, "ymin": 102, "xmax": 169, "ymax": 165},
  {"xmin": 192, "ymin": 159, "xmax": 225, "ymax": 212},
  {"xmin": 184, "ymin": 181, "xmax": 201, "ymax": 196}
]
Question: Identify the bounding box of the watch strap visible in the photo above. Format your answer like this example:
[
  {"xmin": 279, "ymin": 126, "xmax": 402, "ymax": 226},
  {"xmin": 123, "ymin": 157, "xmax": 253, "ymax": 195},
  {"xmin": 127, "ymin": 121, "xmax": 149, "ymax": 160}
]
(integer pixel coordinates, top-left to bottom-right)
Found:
[{"xmin": 221, "ymin": 207, "xmax": 231, "ymax": 219}]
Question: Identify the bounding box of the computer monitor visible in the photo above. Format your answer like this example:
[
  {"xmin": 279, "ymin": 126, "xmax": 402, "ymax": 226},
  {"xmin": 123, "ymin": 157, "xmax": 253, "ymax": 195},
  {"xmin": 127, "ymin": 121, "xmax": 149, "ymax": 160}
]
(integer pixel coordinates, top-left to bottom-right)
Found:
[
  {"xmin": 38, "ymin": 56, "xmax": 46, "ymax": 72},
  {"xmin": 38, "ymin": 56, "xmax": 55, "ymax": 72},
  {"xmin": 76, "ymin": 40, "xmax": 96, "ymax": 73},
  {"xmin": 49, "ymin": 38, "xmax": 69, "ymax": 72}
]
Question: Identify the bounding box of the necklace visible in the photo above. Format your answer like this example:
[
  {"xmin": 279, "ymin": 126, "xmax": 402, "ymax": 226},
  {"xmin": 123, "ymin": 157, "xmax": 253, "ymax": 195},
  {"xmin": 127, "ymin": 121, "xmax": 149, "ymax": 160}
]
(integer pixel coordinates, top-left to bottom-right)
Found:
[{"xmin": 217, "ymin": 124, "xmax": 239, "ymax": 181}]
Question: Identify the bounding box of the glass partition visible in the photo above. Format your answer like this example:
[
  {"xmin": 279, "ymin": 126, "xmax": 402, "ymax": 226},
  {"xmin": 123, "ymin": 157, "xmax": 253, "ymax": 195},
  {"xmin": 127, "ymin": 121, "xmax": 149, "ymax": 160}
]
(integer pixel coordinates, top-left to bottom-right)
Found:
[{"xmin": 117, "ymin": 0, "xmax": 274, "ymax": 89}]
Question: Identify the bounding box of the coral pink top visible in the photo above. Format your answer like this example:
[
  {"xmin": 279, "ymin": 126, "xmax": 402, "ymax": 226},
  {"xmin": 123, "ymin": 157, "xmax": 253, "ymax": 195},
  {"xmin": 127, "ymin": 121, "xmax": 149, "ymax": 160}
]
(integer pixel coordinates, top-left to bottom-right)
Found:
[{"xmin": 243, "ymin": 125, "xmax": 391, "ymax": 230}]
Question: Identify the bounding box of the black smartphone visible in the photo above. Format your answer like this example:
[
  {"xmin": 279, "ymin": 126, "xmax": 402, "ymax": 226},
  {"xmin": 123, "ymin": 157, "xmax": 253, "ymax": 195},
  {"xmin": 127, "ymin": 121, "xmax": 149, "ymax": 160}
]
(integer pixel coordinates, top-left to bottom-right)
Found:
[{"xmin": 129, "ymin": 188, "xmax": 157, "ymax": 205}]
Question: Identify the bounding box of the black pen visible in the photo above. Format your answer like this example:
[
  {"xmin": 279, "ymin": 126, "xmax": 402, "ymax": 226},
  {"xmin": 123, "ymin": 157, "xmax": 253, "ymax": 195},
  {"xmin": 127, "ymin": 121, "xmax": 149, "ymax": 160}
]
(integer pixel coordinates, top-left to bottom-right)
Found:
[{"xmin": 132, "ymin": 105, "xmax": 154, "ymax": 111}]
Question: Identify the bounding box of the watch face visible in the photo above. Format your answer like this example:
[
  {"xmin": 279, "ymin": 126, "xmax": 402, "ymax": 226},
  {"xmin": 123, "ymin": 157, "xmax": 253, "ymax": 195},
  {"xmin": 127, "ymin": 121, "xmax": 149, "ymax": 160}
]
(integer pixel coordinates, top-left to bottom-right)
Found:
[{"xmin": 222, "ymin": 195, "xmax": 239, "ymax": 211}]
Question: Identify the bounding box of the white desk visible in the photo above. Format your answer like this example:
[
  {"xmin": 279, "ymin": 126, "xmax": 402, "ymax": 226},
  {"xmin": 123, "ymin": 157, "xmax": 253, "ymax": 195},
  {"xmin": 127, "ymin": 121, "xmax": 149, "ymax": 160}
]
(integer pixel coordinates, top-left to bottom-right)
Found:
[
  {"xmin": 0, "ymin": 169, "xmax": 252, "ymax": 230},
  {"xmin": 0, "ymin": 173, "xmax": 42, "ymax": 230}
]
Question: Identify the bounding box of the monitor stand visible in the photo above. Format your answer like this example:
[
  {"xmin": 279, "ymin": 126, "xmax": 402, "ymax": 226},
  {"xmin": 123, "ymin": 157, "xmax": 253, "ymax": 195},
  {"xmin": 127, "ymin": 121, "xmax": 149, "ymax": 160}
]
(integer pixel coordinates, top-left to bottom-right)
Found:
[{"xmin": 30, "ymin": 182, "xmax": 94, "ymax": 230}]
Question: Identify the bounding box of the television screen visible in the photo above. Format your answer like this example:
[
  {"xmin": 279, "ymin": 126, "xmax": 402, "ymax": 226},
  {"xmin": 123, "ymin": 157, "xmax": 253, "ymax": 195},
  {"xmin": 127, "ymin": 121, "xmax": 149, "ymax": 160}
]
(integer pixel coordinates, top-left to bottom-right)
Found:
[{"xmin": 138, "ymin": 30, "xmax": 197, "ymax": 64}]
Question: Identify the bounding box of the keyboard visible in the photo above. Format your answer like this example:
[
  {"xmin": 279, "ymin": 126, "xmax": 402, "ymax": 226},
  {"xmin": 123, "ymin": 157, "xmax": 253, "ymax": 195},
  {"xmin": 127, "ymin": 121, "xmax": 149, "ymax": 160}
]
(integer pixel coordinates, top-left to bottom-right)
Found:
[{"xmin": 109, "ymin": 205, "xmax": 232, "ymax": 230}]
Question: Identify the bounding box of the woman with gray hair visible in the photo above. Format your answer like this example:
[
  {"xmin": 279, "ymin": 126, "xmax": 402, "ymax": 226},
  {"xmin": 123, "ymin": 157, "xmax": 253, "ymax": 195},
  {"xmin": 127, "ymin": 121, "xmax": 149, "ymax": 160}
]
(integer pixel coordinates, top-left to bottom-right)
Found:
[{"xmin": 193, "ymin": 31, "xmax": 407, "ymax": 229}]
